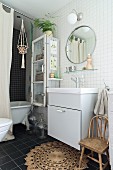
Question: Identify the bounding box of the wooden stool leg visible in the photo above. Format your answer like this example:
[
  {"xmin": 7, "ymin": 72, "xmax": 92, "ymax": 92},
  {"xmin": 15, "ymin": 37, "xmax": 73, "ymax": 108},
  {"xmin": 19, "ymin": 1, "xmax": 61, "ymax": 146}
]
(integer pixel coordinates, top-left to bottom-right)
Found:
[
  {"xmin": 79, "ymin": 147, "xmax": 85, "ymax": 168},
  {"xmin": 106, "ymin": 150, "xmax": 109, "ymax": 163},
  {"xmin": 98, "ymin": 153, "xmax": 103, "ymax": 170}
]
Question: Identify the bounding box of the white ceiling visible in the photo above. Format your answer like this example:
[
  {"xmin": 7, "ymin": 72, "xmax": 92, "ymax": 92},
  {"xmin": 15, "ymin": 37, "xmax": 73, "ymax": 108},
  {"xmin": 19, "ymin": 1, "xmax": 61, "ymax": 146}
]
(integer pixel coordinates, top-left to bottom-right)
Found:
[{"xmin": 0, "ymin": 0, "xmax": 72, "ymax": 18}]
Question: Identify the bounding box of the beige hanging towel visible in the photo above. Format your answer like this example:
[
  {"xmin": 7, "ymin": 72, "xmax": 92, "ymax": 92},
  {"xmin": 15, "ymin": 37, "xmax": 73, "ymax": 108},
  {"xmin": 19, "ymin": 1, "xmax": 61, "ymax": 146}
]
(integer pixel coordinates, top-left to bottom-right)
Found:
[{"xmin": 94, "ymin": 89, "xmax": 108, "ymax": 115}]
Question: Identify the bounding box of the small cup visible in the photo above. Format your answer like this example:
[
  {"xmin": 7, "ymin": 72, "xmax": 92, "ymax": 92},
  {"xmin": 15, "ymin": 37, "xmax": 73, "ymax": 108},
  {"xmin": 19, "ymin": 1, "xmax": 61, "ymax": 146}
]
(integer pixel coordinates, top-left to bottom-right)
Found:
[{"xmin": 50, "ymin": 73, "xmax": 54, "ymax": 78}]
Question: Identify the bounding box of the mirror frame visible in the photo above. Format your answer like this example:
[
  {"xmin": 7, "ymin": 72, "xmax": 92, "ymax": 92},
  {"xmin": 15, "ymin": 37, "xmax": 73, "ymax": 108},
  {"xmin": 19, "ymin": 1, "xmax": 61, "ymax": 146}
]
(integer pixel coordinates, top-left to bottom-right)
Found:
[{"xmin": 65, "ymin": 25, "xmax": 96, "ymax": 64}]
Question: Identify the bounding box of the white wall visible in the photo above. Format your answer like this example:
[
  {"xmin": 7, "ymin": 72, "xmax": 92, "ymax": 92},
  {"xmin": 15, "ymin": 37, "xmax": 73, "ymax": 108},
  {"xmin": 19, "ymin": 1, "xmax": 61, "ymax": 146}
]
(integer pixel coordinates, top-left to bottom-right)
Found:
[{"xmin": 53, "ymin": 0, "xmax": 113, "ymax": 89}]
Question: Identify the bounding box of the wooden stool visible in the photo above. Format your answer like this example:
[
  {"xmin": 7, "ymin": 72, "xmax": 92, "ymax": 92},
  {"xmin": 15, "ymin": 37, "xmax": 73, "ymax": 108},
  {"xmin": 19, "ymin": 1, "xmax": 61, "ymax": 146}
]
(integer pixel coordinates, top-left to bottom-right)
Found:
[{"xmin": 79, "ymin": 115, "xmax": 109, "ymax": 170}]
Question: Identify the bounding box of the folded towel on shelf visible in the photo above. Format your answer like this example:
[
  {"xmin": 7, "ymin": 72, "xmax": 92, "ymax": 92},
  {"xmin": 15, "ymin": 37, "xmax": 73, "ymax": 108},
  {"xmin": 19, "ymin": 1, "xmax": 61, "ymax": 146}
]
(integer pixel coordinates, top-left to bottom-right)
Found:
[{"xmin": 94, "ymin": 89, "xmax": 108, "ymax": 115}]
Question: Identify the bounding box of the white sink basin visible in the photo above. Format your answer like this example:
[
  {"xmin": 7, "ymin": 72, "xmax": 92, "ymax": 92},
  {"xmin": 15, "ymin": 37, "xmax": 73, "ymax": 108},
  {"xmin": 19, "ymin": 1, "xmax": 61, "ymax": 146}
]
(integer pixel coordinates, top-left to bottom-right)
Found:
[{"xmin": 47, "ymin": 88, "xmax": 98, "ymax": 94}]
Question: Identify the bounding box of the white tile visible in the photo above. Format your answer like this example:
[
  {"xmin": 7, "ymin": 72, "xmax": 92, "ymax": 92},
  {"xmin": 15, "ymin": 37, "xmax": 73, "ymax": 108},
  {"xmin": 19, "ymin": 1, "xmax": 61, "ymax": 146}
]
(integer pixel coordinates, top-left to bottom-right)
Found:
[{"xmin": 52, "ymin": 0, "xmax": 113, "ymax": 89}]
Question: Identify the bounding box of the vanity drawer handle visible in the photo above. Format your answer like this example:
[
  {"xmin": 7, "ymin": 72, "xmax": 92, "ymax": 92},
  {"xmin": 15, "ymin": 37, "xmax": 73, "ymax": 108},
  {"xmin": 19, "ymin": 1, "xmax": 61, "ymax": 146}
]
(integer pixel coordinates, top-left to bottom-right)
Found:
[{"xmin": 57, "ymin": 109, "xmax": 66, "ymax": 113}]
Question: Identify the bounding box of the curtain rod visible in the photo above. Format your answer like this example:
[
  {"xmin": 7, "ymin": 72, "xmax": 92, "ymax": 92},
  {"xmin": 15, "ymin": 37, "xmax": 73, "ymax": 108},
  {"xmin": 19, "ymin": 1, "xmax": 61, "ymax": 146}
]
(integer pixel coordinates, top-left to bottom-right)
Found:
[{"xmin": 2, "ymin": 3, "xmax": 35, "ymax": 21}]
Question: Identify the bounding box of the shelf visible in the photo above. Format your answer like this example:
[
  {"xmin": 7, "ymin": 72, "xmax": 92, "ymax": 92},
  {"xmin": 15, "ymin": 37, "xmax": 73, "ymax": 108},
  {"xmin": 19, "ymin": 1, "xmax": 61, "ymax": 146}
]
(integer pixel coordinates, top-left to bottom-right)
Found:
[
  {"xmin": 37, "ymin": 93, "xmax": 45, "ymax": 96},
  {"xmin": 48, "ymin": 78, "xmax": 63, "ymax": 81},
  {"xmin": 64, "ymin": 69, "xmax": 98, "ymax": 73},
  {"xmin": 33, "ymin": 102, "xmax": 44, "ymax": 107},
  {"xmin": 36, "ymin": 71, "xmax": 44, "ymax": 75},
  {"xmin": 32, "ymin": 81, "xmax": 44, "ymax": 84},
  {"xmin": 33, "ymin": 59, "xmax": 44, "ymax": 63}
]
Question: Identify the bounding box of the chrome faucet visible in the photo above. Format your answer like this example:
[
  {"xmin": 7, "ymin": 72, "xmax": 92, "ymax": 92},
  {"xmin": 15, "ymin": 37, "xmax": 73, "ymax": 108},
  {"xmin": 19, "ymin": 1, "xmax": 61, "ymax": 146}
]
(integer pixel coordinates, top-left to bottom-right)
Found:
[{"xmin": 71, "ymin": 76, "xmax": 80, "ymax": 88}]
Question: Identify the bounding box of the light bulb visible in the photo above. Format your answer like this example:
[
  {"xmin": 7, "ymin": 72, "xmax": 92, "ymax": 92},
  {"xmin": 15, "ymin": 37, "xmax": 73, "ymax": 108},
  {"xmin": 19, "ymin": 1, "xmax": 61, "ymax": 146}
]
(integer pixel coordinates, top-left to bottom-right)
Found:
[{"xmin": 67, "ymin": 12, "xmax": 77, "ymax": 25}]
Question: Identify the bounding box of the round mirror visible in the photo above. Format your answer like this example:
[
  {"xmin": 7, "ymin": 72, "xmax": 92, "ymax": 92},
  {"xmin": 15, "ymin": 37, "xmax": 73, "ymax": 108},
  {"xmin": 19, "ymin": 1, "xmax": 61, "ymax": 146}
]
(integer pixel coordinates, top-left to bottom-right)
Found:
[{"xmin": 65, "ymin": 25, "xmax": 96, "ymax": 64}]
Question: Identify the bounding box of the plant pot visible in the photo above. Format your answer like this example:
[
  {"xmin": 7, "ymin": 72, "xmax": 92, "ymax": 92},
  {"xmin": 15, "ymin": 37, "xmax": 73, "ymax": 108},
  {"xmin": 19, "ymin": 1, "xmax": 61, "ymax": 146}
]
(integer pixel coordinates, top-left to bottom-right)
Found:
[{"xmin": 44, "ymin": 30, "xmax": 53, "ymax": 36}]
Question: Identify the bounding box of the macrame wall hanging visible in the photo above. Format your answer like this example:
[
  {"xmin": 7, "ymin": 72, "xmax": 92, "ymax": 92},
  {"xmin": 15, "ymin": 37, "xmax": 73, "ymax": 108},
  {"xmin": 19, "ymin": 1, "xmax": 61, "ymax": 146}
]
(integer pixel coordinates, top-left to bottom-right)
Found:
[{"xmin": 17, "ymin": 19, "xmax": 28, "ymax": 68}]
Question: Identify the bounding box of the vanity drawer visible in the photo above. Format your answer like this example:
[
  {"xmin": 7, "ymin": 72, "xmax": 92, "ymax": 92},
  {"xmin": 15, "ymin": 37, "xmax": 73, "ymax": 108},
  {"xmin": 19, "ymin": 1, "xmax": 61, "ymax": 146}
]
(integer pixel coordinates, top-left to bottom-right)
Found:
[
  {"xmin": 48, "ymin": 93, "xmax": 81, "ymax": 110},
  {"xmin": 48, "ymin": 105, "xmax": 81, "ymax": 150}
]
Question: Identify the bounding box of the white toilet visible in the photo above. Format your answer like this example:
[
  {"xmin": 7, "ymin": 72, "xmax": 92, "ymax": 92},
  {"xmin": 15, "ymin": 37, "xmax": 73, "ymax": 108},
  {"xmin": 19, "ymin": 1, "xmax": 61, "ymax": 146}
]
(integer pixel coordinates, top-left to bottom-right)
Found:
[{"xmin": 0, "ymin": 118, "xmax": 12, "ymax": 142}]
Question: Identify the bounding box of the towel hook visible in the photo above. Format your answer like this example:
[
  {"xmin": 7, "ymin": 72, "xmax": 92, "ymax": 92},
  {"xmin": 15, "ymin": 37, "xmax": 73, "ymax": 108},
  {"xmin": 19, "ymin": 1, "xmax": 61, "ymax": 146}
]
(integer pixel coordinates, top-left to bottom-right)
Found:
[{"xmin": 103, "ymin": 81, "xmax": 110, "ymax": 91}]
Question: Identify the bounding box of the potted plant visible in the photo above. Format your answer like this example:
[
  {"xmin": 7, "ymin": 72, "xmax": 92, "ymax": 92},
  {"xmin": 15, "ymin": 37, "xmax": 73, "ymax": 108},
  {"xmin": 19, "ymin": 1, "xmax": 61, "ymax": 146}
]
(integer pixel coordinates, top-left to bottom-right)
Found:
[{"xmin": 34, "ymin": 18, "xmax": 56, "ymax": 36}]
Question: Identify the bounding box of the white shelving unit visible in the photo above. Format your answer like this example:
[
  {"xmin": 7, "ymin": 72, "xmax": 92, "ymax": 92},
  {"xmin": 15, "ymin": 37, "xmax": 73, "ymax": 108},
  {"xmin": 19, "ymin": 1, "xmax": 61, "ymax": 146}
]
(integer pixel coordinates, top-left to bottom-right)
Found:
[
  {"xmin": 31, "ymin": 35, "xmax": 61, "ymax": 107},
  {"xmin": 33, "ymin": 81, "xmax": 44, "ymax": 84},
  {"xmin": 48, "ymin": 78, "xmax": 63, "ymax": 81},
  {"xmin": 33, "ymin": 59, "xmax": 44, "ymax": 64}
]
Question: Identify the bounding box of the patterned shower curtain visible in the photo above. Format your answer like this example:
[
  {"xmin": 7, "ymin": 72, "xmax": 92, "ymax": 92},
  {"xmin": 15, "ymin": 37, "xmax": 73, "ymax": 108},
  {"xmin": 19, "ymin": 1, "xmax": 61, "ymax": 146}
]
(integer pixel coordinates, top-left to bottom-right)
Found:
[{"xmin": 0, "ymin": 3, "xmax": 14, "ymax": 140}]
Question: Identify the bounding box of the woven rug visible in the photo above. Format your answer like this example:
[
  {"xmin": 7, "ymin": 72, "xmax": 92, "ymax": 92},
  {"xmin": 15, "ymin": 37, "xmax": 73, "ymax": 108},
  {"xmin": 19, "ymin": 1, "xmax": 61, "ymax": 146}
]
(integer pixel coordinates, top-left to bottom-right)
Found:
[{"xmin": 25, "ymin": 141, "xmax": 88, "ymax": 170}]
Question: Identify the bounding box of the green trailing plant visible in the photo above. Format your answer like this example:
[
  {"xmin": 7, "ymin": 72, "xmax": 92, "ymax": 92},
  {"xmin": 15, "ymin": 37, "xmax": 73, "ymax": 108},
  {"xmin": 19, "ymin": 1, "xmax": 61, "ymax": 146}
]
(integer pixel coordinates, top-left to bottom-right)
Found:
[
  {"xmin": 34, "ymin": 18, "xmax": 56, "ymax": 33},
  {"xmin": 69, "ymin": 34, "xmax": 75, "ymax": 42}
]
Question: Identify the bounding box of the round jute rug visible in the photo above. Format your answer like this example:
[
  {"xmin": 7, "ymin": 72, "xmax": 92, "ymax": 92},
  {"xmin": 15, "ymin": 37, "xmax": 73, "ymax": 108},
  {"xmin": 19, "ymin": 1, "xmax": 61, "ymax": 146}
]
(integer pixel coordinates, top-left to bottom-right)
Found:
[{"xmin": 25, "ymin": 141, "xmax": 88, "ymax": 170}]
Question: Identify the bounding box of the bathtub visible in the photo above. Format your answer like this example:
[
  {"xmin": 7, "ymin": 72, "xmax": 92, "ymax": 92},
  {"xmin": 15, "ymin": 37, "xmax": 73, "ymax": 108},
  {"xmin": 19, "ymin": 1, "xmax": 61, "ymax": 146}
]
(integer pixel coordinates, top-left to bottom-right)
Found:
[{"xmin": 10, "ymin": 101, "xmax": 31, "ymax": 126}]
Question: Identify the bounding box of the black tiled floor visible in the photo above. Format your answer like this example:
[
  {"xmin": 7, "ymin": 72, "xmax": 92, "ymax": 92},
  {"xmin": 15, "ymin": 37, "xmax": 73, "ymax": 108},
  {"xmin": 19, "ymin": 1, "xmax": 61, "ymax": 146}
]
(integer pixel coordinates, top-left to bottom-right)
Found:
[
  {"xmin": 19, "ymin": 164, "xmax": 27, "ymax": 170},
  {"xmin": 87, "ymin": 163, "xmax": 98, "ymax": 170},
  {"xmin": 0, "ymin": 124, "xmax": 111, "ymax": 170},
  {"xmin": 14, "ymin": 156, "xmax": 25, "ymax": 166},
  {"xmin": 3, "ymin": 145, "xmax": 18, "ymax": 154},
  {"xmin": 0, "ymin": 155, "xmax": 12, "ymax": 165},
  {"xmin": 15, "ymin": 144, "xmax": 29, "ymax": 151},
  {"xmin": 12, "ymin": 167, "xmax": 21, "ymax": 170},
  {"xmin": 0, "ymin": 150, "xmax": 7, "ymax": 158},
  {"xmin": 0, "ymin": 161, "xmax": 17, "ymax": 170},
  {"xmin": 20, "ymin": 147, "xmax": 30, "ymax": 155},
  {"xmin": 9, "ymin": 151, "xmax": 23, "ymax": 160}
]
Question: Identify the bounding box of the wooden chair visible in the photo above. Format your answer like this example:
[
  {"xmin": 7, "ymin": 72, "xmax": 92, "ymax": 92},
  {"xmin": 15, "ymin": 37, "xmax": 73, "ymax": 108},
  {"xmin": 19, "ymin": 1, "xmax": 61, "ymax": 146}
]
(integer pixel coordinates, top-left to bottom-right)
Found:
[{"xmin": 79, "ymin": 115, "xmax": 109, "ymax": 170}]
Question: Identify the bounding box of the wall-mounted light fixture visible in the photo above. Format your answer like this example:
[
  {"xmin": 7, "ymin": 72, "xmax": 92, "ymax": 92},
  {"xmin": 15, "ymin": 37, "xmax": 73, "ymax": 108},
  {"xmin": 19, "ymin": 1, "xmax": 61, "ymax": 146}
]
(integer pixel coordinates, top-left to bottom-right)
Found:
[{"xmin": 67, "ymin": 9, "xmax": 83, "ymax": 25}]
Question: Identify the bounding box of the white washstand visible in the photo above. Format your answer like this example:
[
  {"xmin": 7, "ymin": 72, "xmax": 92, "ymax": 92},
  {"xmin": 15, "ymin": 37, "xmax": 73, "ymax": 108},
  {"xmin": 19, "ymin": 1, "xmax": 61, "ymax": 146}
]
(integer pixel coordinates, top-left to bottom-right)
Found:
[{"xmin": 47, "ymin": 88, "xmax": 98, "ymax": 150}]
